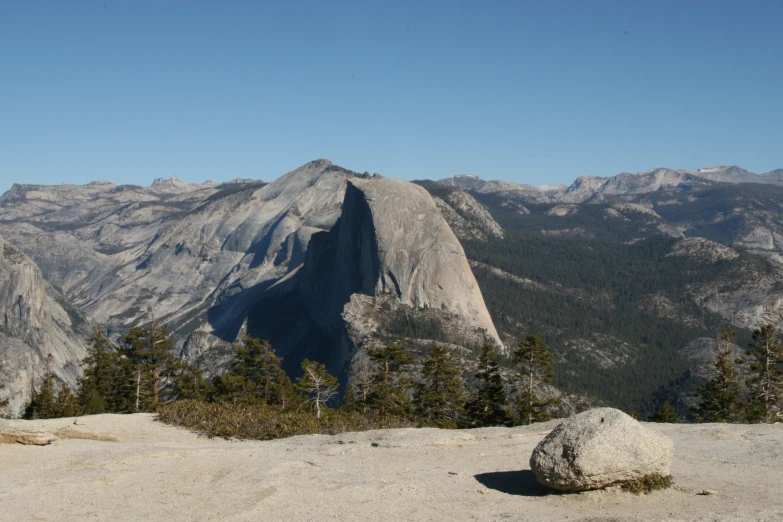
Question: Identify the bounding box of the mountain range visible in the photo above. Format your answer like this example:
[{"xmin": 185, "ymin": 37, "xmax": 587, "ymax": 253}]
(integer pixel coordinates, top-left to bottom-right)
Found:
[
  {"xmin": 1, "ymin": 161, "xmax": 782, "ymax": 416},
  {"xmin": 438, "ymin": 165, "xmax": 783, "ymax": 204}
]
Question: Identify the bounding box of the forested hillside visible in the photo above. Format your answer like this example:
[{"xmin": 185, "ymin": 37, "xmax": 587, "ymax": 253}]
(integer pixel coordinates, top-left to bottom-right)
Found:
[{"xmin": 418, "ymin": 182, "xmax": 782, "ymax": 415}]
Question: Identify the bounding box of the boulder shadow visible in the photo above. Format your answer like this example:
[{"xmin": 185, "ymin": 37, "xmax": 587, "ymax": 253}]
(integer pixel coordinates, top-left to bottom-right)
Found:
[{"xmin": 474, "ymin": 470, "xmax": 551, "ymax": 497}]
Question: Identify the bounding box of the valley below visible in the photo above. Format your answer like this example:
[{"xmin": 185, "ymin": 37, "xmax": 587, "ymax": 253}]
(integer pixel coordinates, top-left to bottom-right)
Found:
[{"xmin": 1, "ymin": 413, "xmax": 781, "ymax": 521}]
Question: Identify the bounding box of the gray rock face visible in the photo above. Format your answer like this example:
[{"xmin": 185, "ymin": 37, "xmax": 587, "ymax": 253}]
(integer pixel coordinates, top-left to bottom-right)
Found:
[
  {"xmin": 0, "ymin": 236, "xmax": 88, "ymax": 415},
  {"xmin": 0, "ymin": 161, "xmax": 501, "ymax": 408},
  {"xmin": 301, "ymin": 179, "xmax": 500, "ymax": 349},
  {"xmin": 433, "ymin": 189, "xmax": 503, "ymax": 241},
  {"xmin": 667, "ymin": 237, "xmax": 739, "ymax": 263},
  {"xmin": 530, "ymin": 408, "xmax": 674, "ymax": 492}
]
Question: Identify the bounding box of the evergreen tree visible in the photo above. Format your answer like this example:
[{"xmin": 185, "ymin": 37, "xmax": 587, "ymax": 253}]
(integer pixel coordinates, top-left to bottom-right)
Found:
[
  {"xmin": 693, "ymin": 327, "xmax": 742, "ymax": 423},
  {"xmin": 649, "ymin": 400, "xmax": 680, "ymax": 423},
  {"xmin": 54, "ymin": 383, "xmax": 81, "ymax": 417},
  {"xmin": 78, "ymin": 326, "xmax": 124, "ymax": 414},
  {"xmin": 513, "ymin": 334, "xmax": 558, "ymax": 425},
  {"xmin": 745, "ymin": 324, "xmax": 783, "ymax": 423},
  {"xmin": 462, "ymin": 343, "xmax": 510, "ymax": 428},
  {"xmin": 24, "ymin": 369, "xmax": 57, "ymax": 419},
  {"xmin": 211, "ymin": 336, "xmax": 294, "ymax": 408},
  {"xmin": 365, "ymin": 343, "xmax": 414, "ymax": 417},
  {"xmin": 175, "ymin": 364, "xmax": 212, "ymax": 402},
  {"xmin": 121, "ymin": 321, "xmax": 183, "ymax": 411},
  {"xmin": 341, "ymin": 357, "xmax": 375, "ymax": 413},
  {"xmin": 295, "ymin": 359, "xmax": 338, "ymax": 419},
  {"xmin": 414, "ymin": 344, "xmax": 465, "ymax": 428},
  {"xmin": 624, "ymin": 409, "xmax": 642, "ymax": 420}
]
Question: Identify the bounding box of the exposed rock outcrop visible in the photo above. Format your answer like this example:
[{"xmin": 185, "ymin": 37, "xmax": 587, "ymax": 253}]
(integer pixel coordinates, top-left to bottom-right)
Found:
[
  {"xmin": 300, "ymin": 178, "xmax": 501, "ymax": 351},
  {"xmin": 0, "ymin": 235, "xmax": 88, "ymax": 414},
  {"xmin": 667, "ymin": 237, "xmax": 739, "ymax": 263},
  {"xmin": 530, "ymin": 408, "xmax": 674, "ymax": 492},
  {"xmin": 432, "ymin": 189, "xmax": 503, "ymax": 241}
]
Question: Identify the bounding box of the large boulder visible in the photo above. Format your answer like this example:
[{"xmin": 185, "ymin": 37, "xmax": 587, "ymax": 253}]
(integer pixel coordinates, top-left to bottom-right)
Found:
[{"xmin": 529, "ymin": 408, "xmax": 674, "ymax": 492}]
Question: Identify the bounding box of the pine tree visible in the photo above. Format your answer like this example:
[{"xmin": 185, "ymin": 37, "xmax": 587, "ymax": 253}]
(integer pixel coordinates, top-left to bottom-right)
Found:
[
  {"xmin": 462, "ymin": 343, "xmax": 510, "ymax": 428},
  {"xmin": 693, "ymin": 327, "xmax": 741, "ymax": 423},
  {"xmin": 745, "ymin": 324, "xmax": 783, "ymax": 423},
  {"xmin": 54, "ymin": 383, "xmax": 81, "ymax": 417},
  {"xmin": 24, "ymin": 369, "xmax": 57, "ymax": 419},
  {"xmin": 414, "ymin": 344, "xmax": 465, "ymax": 428},
  {"xmin": 122, "ymin": 321, "xmax": 179, "ymax": 411},
  {"xmin": 365, "ymin": 343, "xmax": 414, "ymax": 417},
  {"xmin": 342, "ymin": 357, "xmax": 375, "ymax": 413},
  {"xmin": 295, "ymin": 359, "xmax": 338, "ymax": 419},
  {"xmin": 513, "ymin": 334, "xmax": 558, "ymax": 425},
  {"xmin": 78, "ymin": 326, "xmax": 124, "ymax": 414},
  {"xmin": 649, "ymin": 400, "xmax": 680, "ymax": 423},
  {"xmin": 211, "ymin": 336, "xmax": 294, "ymax": 408},
  {"xmin": 174, "ymin": 364, "xmax": 212, "ymax": 402}
]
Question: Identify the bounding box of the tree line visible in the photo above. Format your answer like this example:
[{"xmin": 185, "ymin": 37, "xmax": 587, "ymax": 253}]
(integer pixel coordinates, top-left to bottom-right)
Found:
[
  {"xmin": 8, "ymin": 321, "xmax": 780, "ymax": 428},
  {"xmin": 14, "ymin": 323, "xmax": 562, "ymax": 428}
]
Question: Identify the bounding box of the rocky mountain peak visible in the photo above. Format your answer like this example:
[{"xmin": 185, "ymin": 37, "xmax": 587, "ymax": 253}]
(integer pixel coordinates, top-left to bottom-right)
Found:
[
  {"xmin": 303, "ymin": 159, "xmax": 334, "ymax": 169},
  {"xmin": 151, "ymin": 175, "xmax": 185, "ymax": 188},
  {"xmin": 692, "ymin": 165, "xmax": 759, "ymax": 184},
  {"xmin": 762, "ymin": 168, "xmax": 783, "ymax": 183}
]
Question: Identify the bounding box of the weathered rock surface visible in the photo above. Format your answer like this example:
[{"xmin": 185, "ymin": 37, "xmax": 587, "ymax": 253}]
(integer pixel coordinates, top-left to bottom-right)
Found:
[
  {"xmin": 0, "ymin": 418, "xmax": 120, "ymax": 444},
  {"xmin": 347, "ymin": 178, "xmax": 499, "ymax": 342},
  {"xmin": 292, "ymin": 178, "xmax": 502, "ymax": 377},
  {"xmin": 432, "ymin": 189, "xmax": 503, "ymax": 241},
  {"xmin": 0, "ymin": 425, "xmax": 58, "ymax": 445},
  {"xmin": 0, "ymin": 235, "xmax": 88, "ymax": 414},
  {"xmin": 530, "ymin": 408, "xmax": 674, "ymax": 492},
  {"xmin": 2, "ymin": 414, "xmax": 782, "ymax": 521}
]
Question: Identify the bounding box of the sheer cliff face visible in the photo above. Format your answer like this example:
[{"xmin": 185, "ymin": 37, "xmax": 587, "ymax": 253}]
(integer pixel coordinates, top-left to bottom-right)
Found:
[
  {"xmin": 0, "ymin": 236, "xmax": 88, "ymax": 414},
  {"xmin": 350, "ymin": 178, "xmax": 500, "ymax": 343},
  {"xmin": 300, "ymin": 179, "xmax": 501, "ymax": 348}
]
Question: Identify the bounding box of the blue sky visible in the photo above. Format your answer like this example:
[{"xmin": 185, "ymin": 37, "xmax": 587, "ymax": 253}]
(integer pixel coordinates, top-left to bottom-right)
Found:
[{"xmin": 1, "ymin": 1, "xmax": 781, "ymax": 193}]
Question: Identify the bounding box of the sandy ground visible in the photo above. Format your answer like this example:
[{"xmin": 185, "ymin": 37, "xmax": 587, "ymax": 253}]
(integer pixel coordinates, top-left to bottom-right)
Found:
[{"xmin": 1, "ymin": 414, "xmax": 782, "ymax": 521}]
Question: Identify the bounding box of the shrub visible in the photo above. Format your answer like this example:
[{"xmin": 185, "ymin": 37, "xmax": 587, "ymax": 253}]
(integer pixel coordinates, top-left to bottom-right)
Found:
[
  {"xmin": 156, "ymin": 401, "xmax": 415, "ymax": 440},
  {"xmin": 620, "ymin": 474, "xmax": 672, "ymax": 494}
]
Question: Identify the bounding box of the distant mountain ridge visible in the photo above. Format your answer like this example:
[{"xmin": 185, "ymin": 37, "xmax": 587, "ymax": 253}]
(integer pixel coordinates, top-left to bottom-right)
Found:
[{"xmin": 436, "ymin": 165, "xmax": 783, "ymax": 203}]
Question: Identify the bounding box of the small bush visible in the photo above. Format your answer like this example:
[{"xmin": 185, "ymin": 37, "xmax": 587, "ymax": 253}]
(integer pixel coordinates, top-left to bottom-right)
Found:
[
  {"xmin": 156, "ymin": 401, "xmax": 416, "ymax": 440},
  {"xmin": 620, "ymin": 474, "xmax": 672, "ymax": 494}
]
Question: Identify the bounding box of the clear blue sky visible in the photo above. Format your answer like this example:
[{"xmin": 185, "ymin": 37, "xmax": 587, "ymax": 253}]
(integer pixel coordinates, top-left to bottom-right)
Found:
[{"xmin": 1, "ymin": 1, "xmax": 781, "ymax": 193}]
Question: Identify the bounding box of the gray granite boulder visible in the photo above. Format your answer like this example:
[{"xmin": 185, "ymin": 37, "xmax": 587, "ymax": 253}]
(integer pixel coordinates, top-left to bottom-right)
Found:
[{"xmin": 530, "ymin": 408, "xmax": 674, "ymax": 492}]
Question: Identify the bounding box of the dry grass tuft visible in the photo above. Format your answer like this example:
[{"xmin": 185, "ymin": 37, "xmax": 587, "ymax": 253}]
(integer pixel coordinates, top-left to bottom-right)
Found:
[{"xmin": 620, "ymin": 474, "xmax": 672, "ymax": 494}]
